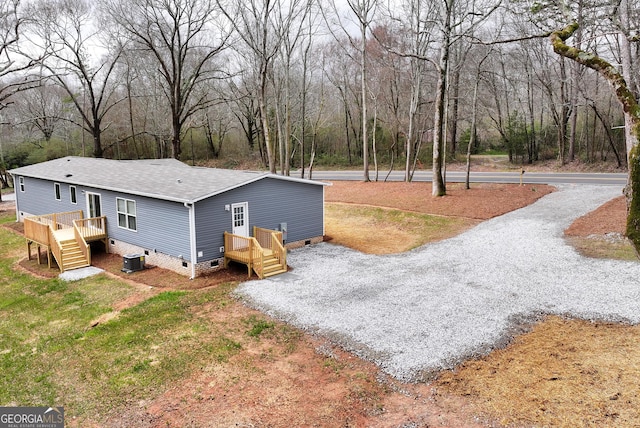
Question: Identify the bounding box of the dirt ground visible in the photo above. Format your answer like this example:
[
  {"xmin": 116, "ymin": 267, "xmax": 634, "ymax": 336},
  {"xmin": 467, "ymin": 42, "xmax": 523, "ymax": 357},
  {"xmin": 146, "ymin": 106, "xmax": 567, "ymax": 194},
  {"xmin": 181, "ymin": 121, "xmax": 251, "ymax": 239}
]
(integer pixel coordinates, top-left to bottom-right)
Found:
[{"xmin": 2, "ymin": 180, "xmax": 637, "ymax": 428}]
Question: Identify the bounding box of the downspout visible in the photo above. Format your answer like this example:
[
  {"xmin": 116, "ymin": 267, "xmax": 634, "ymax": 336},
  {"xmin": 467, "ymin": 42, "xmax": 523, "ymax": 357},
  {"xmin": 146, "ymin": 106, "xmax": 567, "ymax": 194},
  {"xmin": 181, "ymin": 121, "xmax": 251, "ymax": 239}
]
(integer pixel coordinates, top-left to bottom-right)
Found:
[
  {"xmin": 184, "ymin": 202, "xmax": 197, "ymax": 280},
  {"xmin": 9, "ymin": 173, "xmax": 18, "ymax": 222},
  {"xmin": 322, "ymin": 186, "xmax": 326, "ymax": 237}
]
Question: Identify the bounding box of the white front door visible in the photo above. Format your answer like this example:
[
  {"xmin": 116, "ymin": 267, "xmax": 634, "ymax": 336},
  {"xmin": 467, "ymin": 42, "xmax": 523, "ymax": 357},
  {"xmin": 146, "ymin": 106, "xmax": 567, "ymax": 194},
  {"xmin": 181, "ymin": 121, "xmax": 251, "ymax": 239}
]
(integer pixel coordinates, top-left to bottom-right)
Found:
[{"xmin": 231, "ymin": 202, "xmax": 249, "ymax": 237}]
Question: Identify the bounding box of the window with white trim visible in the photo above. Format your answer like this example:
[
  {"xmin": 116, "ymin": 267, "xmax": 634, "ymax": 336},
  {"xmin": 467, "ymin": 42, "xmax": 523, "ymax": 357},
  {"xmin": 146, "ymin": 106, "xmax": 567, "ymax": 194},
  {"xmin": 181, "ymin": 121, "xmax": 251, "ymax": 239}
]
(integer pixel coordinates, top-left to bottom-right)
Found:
[
  {"xmin": 116, "ymin": 197, "xmax": 137, "ymax": 231},
  {"xmin": 70, "ymin": 186, "xmax": 77, "ymax": 204},
  {"xmin": 19, "ymin": 177, "xmax": 25, "ymax": 192},
  {"xmin": 54, "ymin": 183, "xmax": 61, "ymax": 201}
]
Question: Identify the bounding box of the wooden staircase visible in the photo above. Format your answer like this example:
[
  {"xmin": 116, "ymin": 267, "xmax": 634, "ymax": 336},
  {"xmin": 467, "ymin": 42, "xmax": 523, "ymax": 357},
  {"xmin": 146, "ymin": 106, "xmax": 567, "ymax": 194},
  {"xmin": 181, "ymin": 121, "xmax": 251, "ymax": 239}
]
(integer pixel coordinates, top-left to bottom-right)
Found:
[
  {"xmin": 260, "ymin": 251, "xmax": 287, "ymax": 278},
  {"xmin": 58, "ymin": 238, "xmax": 90, "ymax": 271},
  {"xmin": 24, "ymin": 212, "xmax": 107, "ymax": 273}
]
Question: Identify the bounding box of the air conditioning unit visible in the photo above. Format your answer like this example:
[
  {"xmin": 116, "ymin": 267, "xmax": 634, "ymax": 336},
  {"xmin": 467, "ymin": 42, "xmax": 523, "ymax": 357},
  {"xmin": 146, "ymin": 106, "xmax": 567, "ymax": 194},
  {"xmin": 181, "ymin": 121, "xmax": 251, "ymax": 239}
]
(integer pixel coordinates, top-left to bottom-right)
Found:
[{"xmin": 122, "ymin": 254, "xmax": 145, "ymax": 273}]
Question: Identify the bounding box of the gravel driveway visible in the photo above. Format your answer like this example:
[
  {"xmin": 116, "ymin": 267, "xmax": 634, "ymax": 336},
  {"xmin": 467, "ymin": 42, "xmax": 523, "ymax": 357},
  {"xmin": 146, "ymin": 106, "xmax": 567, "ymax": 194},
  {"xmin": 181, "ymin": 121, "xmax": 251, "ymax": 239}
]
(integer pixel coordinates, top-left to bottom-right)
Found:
[{"xmin": 235, "ymin": 184, "xmax": 640, "ymax": 382}]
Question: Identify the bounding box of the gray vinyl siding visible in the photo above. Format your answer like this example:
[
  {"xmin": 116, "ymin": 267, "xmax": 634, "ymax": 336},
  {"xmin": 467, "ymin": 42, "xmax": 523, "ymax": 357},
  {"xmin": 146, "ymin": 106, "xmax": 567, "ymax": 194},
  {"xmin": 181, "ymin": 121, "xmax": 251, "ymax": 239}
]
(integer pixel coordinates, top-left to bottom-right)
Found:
[
  {"xmin": 15, "ymin": 176, "xmax": 192, "ymax": 261},
  {"xmin": 14, "ymin": 177, "xmax": 80, "ymax": 216},
  {"xmin": 194, "ymin": 177, "xmax": 324, "ymax": 262},
  {"xmin": 103, "ymin": 192, "xmax": 191, "ymax": 260}
]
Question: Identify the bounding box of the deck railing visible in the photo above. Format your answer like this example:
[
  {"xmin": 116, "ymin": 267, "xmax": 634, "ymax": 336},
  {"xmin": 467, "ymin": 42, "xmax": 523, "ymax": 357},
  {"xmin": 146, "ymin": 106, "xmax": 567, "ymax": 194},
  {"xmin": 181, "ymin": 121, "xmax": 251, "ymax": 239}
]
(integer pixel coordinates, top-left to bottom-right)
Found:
[
  {"xmin": 224, "ymin": 232, "xmax": 264, "ymax": 278},
  {"xmin": 74, "ymin": 216, "xmax": 107, "ymax": 241},
  {"xmin": 24, "ymin": 217, "xmax": 52, "ymax": 247},
  {"xmin": 29, "ymin": 210, "xmax": 84, "ymax": 230}
]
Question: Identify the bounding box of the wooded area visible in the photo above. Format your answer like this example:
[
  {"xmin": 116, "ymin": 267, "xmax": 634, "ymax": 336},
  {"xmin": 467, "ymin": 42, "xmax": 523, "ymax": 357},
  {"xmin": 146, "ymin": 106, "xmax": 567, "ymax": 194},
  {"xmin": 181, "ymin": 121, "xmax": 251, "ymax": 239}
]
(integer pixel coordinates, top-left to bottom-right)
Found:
[{"xmin": 0, "ymin": 0, "xmax": 636, "ymax": 181}]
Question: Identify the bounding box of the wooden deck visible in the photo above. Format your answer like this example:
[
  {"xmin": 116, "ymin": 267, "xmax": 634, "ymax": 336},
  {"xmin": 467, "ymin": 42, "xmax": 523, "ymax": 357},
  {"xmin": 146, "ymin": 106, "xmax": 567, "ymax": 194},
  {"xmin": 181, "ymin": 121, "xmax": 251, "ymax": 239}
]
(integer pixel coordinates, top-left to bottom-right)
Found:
[
  {"xmin": 24, "ymin": 211, "xmax": 107, "ymax": 272},
  {"xmin": 224, "ymin": 227, "xmax": 287, "ymax": 279}
]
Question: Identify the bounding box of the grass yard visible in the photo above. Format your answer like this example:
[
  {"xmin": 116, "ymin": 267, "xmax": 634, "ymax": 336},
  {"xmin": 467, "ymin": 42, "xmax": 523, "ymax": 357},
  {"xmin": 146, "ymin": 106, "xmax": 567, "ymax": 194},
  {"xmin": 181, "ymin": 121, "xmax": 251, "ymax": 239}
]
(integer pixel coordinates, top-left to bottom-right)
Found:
[
  {"xmin": 325, "ymin": 203, "xmax": 478, "ymax": 253},
  {"xmin": 0, "ymin": 211, "xmax": 285, "ymax": 422}
]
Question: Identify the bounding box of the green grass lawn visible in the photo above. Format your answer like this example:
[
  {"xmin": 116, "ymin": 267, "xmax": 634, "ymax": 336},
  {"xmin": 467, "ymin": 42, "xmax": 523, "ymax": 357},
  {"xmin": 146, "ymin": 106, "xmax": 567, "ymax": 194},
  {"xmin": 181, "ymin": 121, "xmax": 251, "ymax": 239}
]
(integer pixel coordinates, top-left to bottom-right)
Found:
[{"xmin": 0, "ymin": 211, "xmax": 245, "ymax": 420}]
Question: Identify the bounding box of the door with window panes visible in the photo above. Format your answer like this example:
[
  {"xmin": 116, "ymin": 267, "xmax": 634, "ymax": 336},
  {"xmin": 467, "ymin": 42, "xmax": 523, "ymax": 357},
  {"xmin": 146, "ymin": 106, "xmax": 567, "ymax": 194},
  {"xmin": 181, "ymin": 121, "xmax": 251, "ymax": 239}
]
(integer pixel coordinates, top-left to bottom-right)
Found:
[{"xmin": 86, "ymin": 192, "xmax": 102, "ymax": 228}]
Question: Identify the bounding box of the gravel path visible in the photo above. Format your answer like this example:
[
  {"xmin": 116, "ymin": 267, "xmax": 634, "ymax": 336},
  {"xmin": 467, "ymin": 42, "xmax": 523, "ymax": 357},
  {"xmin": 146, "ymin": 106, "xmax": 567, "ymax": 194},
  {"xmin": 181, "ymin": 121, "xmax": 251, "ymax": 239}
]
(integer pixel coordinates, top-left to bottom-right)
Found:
[{"xmin": 235, "ymin": 185, "xmax": 640, "ymax": 382}]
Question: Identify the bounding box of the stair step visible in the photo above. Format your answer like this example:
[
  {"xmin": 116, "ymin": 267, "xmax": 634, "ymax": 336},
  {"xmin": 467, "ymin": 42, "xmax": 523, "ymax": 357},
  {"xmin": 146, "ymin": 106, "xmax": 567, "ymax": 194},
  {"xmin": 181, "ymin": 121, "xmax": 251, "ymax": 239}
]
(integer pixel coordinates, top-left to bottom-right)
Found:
[
  {"xmin": 263, "ymin": 262, "xmax": 286, "ymax": 273},
  {"xmin": 63, "ymin": 262, "xmax": 90, "ymax": 270},
  {"xmin": 263, "ymin": 268, "xmax": 287, "ymax": 278},
  {"xmin": 63, "ymin": 255, "xmax": 86, "ymax": 263}
]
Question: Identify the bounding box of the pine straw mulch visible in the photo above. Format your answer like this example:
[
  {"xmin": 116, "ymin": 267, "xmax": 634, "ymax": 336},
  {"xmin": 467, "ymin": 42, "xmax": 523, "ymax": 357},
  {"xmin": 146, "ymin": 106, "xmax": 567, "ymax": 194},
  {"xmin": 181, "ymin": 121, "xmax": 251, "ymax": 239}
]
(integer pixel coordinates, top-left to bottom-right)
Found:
[{"xmin": 325, "ymin": 181, "xmax": 555, "ymax": 219}]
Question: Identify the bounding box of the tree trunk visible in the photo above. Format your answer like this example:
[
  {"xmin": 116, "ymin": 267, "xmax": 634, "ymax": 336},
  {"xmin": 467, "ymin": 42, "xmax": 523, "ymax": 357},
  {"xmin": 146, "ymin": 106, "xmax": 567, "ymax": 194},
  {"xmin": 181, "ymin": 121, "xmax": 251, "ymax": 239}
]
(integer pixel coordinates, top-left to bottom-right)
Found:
[
  {"xmin": 449, "ymin": 67, "xmax": 460, "ymax": 156},
  {"xmin": 92, "ymin": 117, "xmax": 103, "ymax": 158},
  {"xmin": 171, "ymin": 124, "xmax": 181, "ymax": 160},
  {"xmin": 432, "ymin": 42, "xmax": 449, "ymax": 197},
  {"xmin": 466, "ymin": 74, "xmax": 480, "ymax": 190},
  {"xmin": 360, "ymin": 19, "xmax": 370, "ymax": 182}
]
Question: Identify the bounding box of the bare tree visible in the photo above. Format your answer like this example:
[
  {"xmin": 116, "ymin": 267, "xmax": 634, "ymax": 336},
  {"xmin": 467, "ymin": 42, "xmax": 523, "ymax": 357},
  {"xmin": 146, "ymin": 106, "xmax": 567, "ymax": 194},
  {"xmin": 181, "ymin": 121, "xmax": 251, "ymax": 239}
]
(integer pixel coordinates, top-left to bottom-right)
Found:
[
  {"xmin": 275, "ymin": 0, "xmax": 314, "ymax": 176},
  {"xmin": 0, "ymin": 0, "xmax": 41, "ymax": 198},
  {"xmin": 324, "ymin": 0, "xmax": 378, "ymax": 181},
  {"xmin": 15, "ymin": 81, "xmax": 66, "ymax": 145},
  {"xmin": 106, "ymin": 0, "xmax": 229, "ymax": 160},
  {"xmin": 217, "ymin": 0, "xmax": 283, "ymax": 173},
  {"xmin": 29, "ymin": 0, "xmax": 126, "ymax": 158},
  {"xmin": 0, "ymin": 0, "xmax": 41, "ymax": 111}
]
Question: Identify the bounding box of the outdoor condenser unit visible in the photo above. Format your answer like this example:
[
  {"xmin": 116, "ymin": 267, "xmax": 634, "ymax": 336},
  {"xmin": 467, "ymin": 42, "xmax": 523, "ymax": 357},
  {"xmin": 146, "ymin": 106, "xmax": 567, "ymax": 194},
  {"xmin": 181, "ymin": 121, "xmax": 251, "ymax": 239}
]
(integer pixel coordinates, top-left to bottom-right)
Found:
[{"xmin": 122, "ymin": 254, "xmax": 145, "ymax": 273}]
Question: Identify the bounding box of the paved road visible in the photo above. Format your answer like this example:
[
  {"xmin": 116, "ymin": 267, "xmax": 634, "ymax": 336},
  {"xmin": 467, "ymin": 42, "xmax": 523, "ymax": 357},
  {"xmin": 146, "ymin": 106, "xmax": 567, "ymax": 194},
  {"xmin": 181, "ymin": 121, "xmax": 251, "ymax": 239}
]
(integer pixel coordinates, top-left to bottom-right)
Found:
[
  {"xmin": 304, "ymin": 170, "xmax": 627, "ymax": 186},
  {"xmin": 237, "ymin": 184, "xmax": 639, "ymax": 381}
]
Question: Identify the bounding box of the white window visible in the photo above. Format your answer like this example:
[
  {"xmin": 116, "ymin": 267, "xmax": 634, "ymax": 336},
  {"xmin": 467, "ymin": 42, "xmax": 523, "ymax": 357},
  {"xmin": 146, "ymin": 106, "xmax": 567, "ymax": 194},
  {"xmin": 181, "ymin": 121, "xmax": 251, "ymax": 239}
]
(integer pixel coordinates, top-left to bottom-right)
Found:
[
  {"xmin": 54, "ymin": 183, "xmax": 61, "ymax": 201},
  {"xmin": 117, "ymin": 197, "xmax": 137, "ymax": 231},
  {"xmin": 19, "ymin": 176, "xmax": 24, "ymax": 192},
  {"xmin": 70, "ymin": 186, "xmax": 77, "ymax": 204}
]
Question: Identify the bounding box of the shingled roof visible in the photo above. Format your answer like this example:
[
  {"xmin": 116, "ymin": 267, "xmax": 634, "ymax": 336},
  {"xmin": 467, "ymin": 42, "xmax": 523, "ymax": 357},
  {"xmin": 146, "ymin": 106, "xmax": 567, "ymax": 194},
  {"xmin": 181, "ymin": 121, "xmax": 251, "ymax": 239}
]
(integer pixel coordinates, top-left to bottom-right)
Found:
[{"xmin": 9, "ymin": 157, "xmax": 325, "ymax": 203}]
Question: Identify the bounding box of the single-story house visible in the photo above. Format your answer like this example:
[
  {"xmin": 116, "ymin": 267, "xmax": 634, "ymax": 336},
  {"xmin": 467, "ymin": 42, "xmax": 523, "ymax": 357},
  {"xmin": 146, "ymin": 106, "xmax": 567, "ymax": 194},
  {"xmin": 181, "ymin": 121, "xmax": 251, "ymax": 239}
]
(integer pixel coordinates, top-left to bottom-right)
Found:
[{"xmin": 9, "ymin": 156, "xmax": 328, "ymax": 279}]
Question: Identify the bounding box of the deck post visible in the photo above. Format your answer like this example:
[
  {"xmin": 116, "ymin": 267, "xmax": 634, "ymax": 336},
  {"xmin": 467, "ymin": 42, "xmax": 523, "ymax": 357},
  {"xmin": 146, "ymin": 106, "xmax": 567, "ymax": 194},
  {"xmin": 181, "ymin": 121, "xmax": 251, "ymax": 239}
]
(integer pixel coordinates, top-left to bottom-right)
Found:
[{"xmin": 247, "ymin": 239, "xmax": 253, "ymax": 278}]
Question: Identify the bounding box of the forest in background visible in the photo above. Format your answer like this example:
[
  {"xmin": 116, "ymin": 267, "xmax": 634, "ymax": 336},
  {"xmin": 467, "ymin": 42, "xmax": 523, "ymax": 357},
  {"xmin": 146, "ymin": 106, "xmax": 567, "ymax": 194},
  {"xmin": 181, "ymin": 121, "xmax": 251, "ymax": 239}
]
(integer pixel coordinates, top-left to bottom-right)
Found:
[{"xmin": 0, "ymin": 0, "xmax": 637, "ymax": 189}]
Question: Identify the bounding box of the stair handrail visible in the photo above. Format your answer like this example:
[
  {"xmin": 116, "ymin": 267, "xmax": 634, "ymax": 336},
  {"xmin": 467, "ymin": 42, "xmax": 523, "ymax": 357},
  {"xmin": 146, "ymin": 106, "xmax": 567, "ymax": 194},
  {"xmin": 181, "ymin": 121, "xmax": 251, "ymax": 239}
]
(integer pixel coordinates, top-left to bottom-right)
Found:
[
  {"xmin": 48, "ymin": 225, "xmax": 65, "ymax": 273},
  {"xmin": 252, "ymin": 238, "xmax": 265, "ymax": 279},
  {"xmin": 270, "ymin": 231, "xmax": 286, "ymax": 270},
  {"xmin": 73, "ymin": 222, "xmax": 91, "ymax": 266}
]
